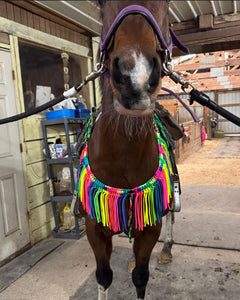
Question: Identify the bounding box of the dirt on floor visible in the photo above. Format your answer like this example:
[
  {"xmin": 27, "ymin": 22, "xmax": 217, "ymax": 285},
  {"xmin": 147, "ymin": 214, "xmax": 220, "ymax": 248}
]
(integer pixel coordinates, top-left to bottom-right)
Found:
[{"xmin": 177, "ymin": 138, "xmax": 240, "ymax": 187}]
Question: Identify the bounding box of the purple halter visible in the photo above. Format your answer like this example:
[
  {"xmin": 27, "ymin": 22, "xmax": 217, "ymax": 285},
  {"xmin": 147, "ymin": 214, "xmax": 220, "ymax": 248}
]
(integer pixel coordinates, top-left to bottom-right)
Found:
[
  {"xmin": 100, "ymin": 5, "xmax": 199, "ymax": 123},
  {"xmin": 99, "ymin": 5, "xmax": 189, "ymax": 58}
]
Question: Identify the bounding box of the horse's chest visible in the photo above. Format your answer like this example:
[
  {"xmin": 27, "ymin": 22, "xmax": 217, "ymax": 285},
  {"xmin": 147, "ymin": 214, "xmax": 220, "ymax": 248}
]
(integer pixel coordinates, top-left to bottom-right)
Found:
[{"xmin": 88, "ymin": 136, "xmax": 158, "ymax": 189}]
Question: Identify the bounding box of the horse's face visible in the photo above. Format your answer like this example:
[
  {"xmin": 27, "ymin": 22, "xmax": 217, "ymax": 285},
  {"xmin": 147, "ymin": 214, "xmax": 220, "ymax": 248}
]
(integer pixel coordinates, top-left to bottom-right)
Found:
[{"xmin": 105, "ymin": 1, "xmax": 170, "ymax": 117}]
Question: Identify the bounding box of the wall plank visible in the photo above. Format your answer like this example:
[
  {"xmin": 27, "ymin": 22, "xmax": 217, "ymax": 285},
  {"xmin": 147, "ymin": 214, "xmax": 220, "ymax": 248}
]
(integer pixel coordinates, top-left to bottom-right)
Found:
[
  {"xmin": 28, "ymin": 181, "xmax": 50, "ymax": 210},
  {"xmin": 0, "ymin": 1, "xmax": 7, "ymax": 18},
  {"xmin": 30, "ymin": 219, "xmax": 55, "ymax": 244},
  {"xmin": 13, "ymin": 5, "xmax": 21, "ymax": 23},
  {"xmin": 39, "ymin": 16, "xmax": 46, "ymax": 32},
  {"xmin": 30, "ymin": 202, "xmax": 54, "ymax": 232},
  {"xmin": 27, "ymin": 11, "xmax": 34, "ymax": 28},
  {"xmin": 33, "ymin": 14, "xmax": 40, "ymax": 30},
  {"xmin": 24, "ymin": 140, "xmax": 45, "ymax": 164},
  {"xmin": 20, "ymin": 9, "xmax": 28, "ymax": 26},
  {"xmin": 6, "ymin": 2, "xmax": 14, "ymax": 20},
  {"xmin": 26, "ymin": 161, "xmax": 48, "ymax": 187},
  {"xmin": 23, "ymin": 115, "xmax": 43, "ymax": 141},
  {"xmin": 177, "ymin": 122, "xmax": 202, "ymax": 163}
]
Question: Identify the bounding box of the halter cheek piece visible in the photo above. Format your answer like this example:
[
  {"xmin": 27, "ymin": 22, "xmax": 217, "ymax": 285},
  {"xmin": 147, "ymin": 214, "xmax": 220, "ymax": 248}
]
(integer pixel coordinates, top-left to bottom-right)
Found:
[{"xmin": 99, "ymin": 5, "xmax": 189, "ymax": 72}]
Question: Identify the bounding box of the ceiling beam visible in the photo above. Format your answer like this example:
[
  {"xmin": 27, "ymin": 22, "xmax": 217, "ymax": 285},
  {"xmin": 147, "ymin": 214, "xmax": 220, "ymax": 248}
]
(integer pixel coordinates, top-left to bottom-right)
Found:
[
  {"xmin": 233, "ymin": 1, "xmax": 238, "ymax": 14},
  {"xmin": 172, "ymin": 15, "xmax": 240, "ymax": 55},
  {"xmin": 210, "ymin": 0, "xmax": 218, "ymax": 16},
  {"xmin": 169, "ymin": 7, "xmax": 181, "ymax": 23},
  {"xmin": 186, "ymin": 1, "xmax": 198, "ymax": 19},
  {"xmin": 173, "ymin": 58, "xmax": 240, "ymax": 72}
]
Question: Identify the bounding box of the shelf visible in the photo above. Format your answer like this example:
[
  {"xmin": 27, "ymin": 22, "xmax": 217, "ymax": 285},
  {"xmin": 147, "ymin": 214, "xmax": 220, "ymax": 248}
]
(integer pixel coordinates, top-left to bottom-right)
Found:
[
  {"xmin": 52, "ymin": 228, "xmax": 84, "ymax": 240},
  {"xmin": 51, "ymin": 195, "xmax": 73, "ymax": 202},
  {"xmin": 46, "ymin": 157, "xmax": 79, "ymax": 164},
  {"xmin": 42, "ymin": 116, "xmax": 87, "ymax": 240},
  {"xmin": 42, "ymin": 117, "xmax": 85, "ymax": 126}
]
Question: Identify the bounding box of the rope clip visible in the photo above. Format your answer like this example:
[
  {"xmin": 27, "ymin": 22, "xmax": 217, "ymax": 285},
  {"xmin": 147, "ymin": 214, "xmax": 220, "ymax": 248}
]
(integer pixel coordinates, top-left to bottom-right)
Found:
[
  {"xmin": 75, "ymin": 53, "xmax": 106, "ymax": 93},
  {"xmin": 162, "ymin": 59, "xmax": 196, "ymax": 96}
]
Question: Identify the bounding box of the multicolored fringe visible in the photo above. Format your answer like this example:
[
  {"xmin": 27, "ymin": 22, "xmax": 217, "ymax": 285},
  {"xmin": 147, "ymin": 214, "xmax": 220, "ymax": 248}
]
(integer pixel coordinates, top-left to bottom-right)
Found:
[{"xmin": 76, "ymin": 114, "xmax": 173, "ymax": 236}]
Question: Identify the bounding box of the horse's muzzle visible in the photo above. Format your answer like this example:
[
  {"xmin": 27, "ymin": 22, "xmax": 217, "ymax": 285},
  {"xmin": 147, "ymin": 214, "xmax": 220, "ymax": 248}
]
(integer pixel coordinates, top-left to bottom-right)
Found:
[{"xmin": 111, "ymin": 51, "xmax": 161, "ymax": 115}]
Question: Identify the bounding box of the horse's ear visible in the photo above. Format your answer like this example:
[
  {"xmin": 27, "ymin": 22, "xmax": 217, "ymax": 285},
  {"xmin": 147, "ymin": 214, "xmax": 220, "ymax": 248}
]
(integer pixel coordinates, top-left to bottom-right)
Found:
[{"xmin": 98, "ymin": 0, "xmax": 106, "ymax": 7}]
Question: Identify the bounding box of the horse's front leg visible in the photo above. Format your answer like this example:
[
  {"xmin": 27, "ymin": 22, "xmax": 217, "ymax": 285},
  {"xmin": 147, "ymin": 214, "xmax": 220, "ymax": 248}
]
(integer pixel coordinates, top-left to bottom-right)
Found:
[
  {"xmin": 85, "ymin": 215, "xmax": 113, "ymax": 300},
  {"xmin": 132, "ymin": 223, "xmax": 161, "ymax": 299},
  {"xmin": 158, "ymin": 211, "xmax": 174, "ymax": 264}
]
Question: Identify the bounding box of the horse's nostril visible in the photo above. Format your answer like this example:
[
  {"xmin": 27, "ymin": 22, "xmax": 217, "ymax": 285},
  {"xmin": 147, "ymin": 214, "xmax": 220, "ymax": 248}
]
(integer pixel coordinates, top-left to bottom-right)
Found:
[
  {"xmin": 148, "ymin": 57, "xmax": 160, "ymax": 92},
  {"xmin": 112, "ymin": 57, "xmax": 122, "ymax": 85},
  {"xmin": 113, "ymin": 57, "xmax": 119, "ymax": 69}
]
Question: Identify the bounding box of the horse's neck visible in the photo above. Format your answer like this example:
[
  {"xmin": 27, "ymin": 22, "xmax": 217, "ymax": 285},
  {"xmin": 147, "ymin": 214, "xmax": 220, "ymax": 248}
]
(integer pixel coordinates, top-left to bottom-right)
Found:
[{"xmin": 88, "ymin": 108, "xmax": 159, "ymax": 188}]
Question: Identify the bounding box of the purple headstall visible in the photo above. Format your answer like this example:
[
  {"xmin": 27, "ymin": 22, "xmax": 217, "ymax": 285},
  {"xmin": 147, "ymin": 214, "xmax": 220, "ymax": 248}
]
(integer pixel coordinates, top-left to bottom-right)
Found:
[{"xmin": 99, "ymin": 5, "xmax": 189, "ymax": 59}]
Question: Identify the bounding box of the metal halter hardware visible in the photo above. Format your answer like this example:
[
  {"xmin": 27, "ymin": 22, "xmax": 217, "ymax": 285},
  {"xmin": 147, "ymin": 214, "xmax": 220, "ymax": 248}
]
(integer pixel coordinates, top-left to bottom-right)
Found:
[{"xmin": 161, "ymin": 58, "xmax": 195, "ymax": 93}]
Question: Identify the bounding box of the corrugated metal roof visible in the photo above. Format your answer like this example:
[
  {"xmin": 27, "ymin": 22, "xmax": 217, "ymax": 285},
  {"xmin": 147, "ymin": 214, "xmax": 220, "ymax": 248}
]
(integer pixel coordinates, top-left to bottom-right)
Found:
[
  {"xmin": 35, "ymin": 1, "xmax": 240, "ymax": 54},
  {"xmin": 35, "ymin": 1, "xmax": 240, "ymax": 35},
  {"xmin": 169, "ymin": 1, "xmax": 240, "ymax": 24},
  {"xmin": 35, "ymin": 0, "xmax": 101, "ymax": 35}
]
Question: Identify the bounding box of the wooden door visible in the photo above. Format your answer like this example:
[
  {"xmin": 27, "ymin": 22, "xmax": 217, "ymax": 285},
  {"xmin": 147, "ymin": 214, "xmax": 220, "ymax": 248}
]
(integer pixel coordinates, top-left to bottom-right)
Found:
[{"xmin": 0, "ymin": 48, "xmax": 30, "ymax": 263}]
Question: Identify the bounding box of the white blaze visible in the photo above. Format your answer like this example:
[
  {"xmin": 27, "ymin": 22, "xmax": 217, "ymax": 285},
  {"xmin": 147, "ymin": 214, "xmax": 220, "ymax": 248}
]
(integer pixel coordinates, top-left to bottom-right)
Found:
[{"xmin": 131, "ymin": 52, "xmax": 151, "ymax": 87}]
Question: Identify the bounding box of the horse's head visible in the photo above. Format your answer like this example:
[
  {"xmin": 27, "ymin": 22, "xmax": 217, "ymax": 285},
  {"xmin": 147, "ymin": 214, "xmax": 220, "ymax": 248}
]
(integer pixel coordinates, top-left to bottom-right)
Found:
[{"xmin": 101, "ymin": 1, "xmax": 171, "ymax": 117}]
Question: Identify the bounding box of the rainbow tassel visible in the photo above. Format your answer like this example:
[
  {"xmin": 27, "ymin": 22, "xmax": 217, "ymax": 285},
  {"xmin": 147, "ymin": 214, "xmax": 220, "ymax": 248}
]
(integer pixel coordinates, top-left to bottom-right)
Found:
[{"xmin": 76, "ymin": 114, "xmax": 173, "ymax": 233}]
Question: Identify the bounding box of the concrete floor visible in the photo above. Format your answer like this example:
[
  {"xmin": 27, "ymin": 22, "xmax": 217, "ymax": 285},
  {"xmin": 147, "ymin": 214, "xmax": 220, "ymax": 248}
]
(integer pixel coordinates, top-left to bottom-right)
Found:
[
  {"xmin": 1, "ymin": 184, "xmax": 239, "ymax": 300},
  {"xmin": 0, "ymin": 137, "xmax": 240, "ymax": 300}
]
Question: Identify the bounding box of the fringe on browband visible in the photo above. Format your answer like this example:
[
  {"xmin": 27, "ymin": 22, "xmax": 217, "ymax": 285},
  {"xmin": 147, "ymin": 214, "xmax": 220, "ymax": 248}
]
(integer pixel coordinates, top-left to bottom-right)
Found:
[{"xmin": 76, "ymin": 114, "xmax": 173, "ymax": 233}]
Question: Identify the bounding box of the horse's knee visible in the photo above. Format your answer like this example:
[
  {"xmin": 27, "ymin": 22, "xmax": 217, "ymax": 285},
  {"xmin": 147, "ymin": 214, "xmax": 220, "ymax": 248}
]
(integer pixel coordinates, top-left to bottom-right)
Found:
[
  {"xmin": 96, "ymin": 265, "xmax": 113, "ymax": 290},
  {"xmin": 132, "ymin": 266, "xmax": 149, "ymax": 299}
]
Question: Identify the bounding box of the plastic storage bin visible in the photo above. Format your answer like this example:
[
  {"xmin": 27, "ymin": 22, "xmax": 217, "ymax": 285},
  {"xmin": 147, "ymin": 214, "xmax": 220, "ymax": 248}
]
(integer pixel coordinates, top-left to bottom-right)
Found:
[
  {"xmin": 46, "ymin": 109, "xmax": 75, "ymax": 120},
  {"xmin": 75, "ymin": 109, "xmax": 90, "ymax": 118}
]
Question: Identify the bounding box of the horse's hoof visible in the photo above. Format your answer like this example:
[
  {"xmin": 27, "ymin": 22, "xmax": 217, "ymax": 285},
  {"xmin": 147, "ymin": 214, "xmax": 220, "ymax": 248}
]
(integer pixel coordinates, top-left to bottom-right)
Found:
[
  {"xmin": 128, "ymin": 261, "xmax": 135, "ymax": 273},
  {"xmin": 158, "ymin": 251, "xmax": 172, "ymax": 264}
]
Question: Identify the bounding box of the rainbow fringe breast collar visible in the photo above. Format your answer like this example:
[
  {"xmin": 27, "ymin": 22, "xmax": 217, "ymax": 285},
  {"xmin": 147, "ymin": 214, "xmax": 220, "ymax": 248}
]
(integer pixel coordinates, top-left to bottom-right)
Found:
[{"xmin": 76, "ymin": 113, "xmax": 173, "ymax": 240}]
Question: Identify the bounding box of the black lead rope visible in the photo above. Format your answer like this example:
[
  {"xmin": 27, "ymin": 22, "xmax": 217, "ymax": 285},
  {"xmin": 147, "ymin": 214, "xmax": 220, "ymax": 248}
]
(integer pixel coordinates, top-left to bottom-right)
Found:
[
  {"xmin": 0, "ymin": 94, "xmax": 65, "ymax": 125},
  {"xmin": 189, "ymin": 89, "xmax": 240, "ymax": 127},
  {"xmin": 1, "ymin": 88, "xmax": 240, "ymax": 127},
  {"xmin": 0, "ymin": 61, "xmax": 105, "ymax": 125}
]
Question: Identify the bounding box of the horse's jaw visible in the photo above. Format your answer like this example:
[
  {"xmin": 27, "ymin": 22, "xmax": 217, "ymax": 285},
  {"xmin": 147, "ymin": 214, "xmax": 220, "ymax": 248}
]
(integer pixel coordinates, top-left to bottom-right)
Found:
[{"xmin": 114, "ymin": 97, "xmax": 155, "ymax": 117}]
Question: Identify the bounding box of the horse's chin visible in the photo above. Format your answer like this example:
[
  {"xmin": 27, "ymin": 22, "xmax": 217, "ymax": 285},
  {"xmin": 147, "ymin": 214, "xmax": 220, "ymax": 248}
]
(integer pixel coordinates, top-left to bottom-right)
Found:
[{"xmin": 114, "ymin": 98, "xmax": 154, "ymax": 117}]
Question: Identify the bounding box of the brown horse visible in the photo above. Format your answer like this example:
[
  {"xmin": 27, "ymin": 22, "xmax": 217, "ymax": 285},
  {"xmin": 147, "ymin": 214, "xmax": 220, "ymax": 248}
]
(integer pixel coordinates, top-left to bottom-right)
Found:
[{"xmin": 78, "ymin": 1, "xmax": 175, "ymax": 299}]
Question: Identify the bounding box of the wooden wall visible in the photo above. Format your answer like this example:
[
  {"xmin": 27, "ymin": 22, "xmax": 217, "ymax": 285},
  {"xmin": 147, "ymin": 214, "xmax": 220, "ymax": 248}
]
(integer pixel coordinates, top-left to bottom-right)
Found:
[
  {"xmin": 21, "ymin": 115, "xmax": 51, "ymax": 244},
  {"xmin": 0, "ymin": 0, "xmax": 91, "ymax": 49},
  {"xmin": 0, "ymin": 0, "xmax": 94, "ymax": 245},
  {"xmin": 22, "ymin": 115, "xmax": 81, "ymax": 244},
  {"xmin": 175, "ymin": 121, "xmax": 202, "ymax": 163},
  {"xmin": 159, "ymin": 100, "xmax": 203, "ymax": 163}
]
